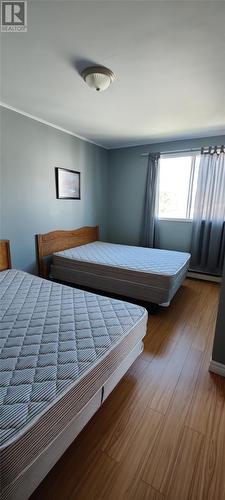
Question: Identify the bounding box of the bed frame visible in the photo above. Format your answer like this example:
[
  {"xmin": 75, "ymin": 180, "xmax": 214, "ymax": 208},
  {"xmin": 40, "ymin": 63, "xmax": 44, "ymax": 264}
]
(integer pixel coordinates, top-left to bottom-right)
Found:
[
  {"xmin": 0, "ymin": 240, "xmax": 12, "ymax": 271},
  {"xmin": 36, "ymin": 226, "xmax": 99, "ymax": 278},
  {"xmin": 36, "ymin": 226, "xmax": 188, "ymax": 307}
]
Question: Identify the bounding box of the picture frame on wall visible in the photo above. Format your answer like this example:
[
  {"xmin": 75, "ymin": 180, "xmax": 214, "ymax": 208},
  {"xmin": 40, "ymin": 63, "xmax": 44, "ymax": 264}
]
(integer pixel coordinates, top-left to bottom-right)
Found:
[{"xmin": 55, "ymin": 167, "xmax": 81, "ymax": 199}]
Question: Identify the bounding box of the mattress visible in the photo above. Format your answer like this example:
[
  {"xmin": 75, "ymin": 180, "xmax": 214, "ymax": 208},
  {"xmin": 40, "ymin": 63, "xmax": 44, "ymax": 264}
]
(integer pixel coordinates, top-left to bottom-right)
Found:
[
  {"xmin": 52, "ymin": 241, "xmax": 190, "ymax": 304},
  {"xmin": 0, "ymin": 269, "xmax": 147, "ymax": 496}
]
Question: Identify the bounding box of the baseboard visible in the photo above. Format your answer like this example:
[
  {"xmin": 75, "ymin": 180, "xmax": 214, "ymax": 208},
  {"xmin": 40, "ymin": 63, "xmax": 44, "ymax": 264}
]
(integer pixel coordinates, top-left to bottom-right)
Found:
[
  {"xmin": 187, "ymin": 271, "xmax": 221, "ymax": 283},
  {"xmin": 209, "ymin": 360, "xmax": 225, "ymax": 377}
]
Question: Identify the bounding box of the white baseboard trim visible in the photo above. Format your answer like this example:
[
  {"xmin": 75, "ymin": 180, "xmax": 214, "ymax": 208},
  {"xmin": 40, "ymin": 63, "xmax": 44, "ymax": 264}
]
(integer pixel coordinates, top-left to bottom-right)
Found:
[
  {"xmin": 209, "ymin": 360, "xmax": 225, "ymax": 377},
  {"xmin": 187, "ymin": 271, "xmax": 221, "ymax": 283}
]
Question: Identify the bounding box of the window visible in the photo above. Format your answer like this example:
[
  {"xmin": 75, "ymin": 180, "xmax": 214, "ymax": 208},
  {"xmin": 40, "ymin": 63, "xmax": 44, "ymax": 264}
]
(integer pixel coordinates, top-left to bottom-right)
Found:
[{"xmin": 158, "ymin": 154, "xmax": 200, "ymax": 220}]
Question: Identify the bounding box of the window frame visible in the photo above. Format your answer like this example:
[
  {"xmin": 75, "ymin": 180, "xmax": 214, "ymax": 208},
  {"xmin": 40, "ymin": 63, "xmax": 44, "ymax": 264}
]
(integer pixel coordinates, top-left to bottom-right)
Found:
[{"xmin": 157, "ymin": 151, "xmax": 200, "ymax": 222}]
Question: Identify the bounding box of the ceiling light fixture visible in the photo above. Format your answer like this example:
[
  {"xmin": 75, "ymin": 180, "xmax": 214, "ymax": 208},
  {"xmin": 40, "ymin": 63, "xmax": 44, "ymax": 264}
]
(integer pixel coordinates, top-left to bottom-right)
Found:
[{"xmin": 81, "ymin": 66, "xmax": 115, "ymax": 92}]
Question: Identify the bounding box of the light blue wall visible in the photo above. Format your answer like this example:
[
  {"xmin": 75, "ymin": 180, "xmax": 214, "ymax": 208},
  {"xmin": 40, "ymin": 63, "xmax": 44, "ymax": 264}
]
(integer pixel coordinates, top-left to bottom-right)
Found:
[
  {"xmin": 1, "ymin": 107, "xmax": 224, "ymax": 272},
  {"xmin": 1, "ymin": 107, "xmax": 109, "ymax": 273},
  {"xmin": 1, "ymin": 108, "xmax": 225, "ymax": 367},
  {"xmin": 108, "ymin": 135, "xmax": 225, "ymax": 251}
]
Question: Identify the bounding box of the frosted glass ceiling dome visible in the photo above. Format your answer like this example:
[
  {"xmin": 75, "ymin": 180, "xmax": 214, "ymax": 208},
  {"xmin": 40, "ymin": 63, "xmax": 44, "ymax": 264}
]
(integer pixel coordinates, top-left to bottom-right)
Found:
[{"xmin": 81, "ymin": 66, "xmax": 115, "ymax": 92}]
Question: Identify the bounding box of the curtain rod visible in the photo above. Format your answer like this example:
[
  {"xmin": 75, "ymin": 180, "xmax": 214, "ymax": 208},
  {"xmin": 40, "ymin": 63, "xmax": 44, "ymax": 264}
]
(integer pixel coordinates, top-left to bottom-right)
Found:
[
  {"xmin": 141, "ymin": 147, "xmax": 201, "ymax": 157},
  {"xmin": 141, "ymin": 145, "xmax": 224, "ymax": 157}
]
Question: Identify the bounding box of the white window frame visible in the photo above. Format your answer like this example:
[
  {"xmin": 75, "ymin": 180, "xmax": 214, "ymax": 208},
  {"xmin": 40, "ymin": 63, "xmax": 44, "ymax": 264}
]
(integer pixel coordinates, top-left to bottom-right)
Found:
[{"xmin": 158, "ymin": 151, "xmax": 200, "ymax": 222}]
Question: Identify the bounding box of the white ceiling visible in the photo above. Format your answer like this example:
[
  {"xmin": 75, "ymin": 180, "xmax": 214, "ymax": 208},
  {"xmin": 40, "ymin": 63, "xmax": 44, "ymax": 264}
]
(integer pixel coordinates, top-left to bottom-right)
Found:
[{"xmin": 1, "ymin": 0, "xmax": 225, "ymax": 149}]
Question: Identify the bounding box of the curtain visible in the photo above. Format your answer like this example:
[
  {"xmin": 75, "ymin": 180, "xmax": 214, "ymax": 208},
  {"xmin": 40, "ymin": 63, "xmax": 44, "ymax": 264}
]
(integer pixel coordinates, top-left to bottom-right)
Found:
[
  {"xmin": 191, "ymin": 146, "xmax": 225, "ymax": 276},
  {"xmin": 141, "ymin": 154, "xmax": 160, "ymax": 248}
]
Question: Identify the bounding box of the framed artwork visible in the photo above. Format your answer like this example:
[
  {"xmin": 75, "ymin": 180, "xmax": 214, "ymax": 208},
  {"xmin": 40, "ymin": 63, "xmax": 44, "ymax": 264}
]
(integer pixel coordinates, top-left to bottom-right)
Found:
[{"xmin": 55, "ymin": 167, "xmax": 80, "ymax": 199}]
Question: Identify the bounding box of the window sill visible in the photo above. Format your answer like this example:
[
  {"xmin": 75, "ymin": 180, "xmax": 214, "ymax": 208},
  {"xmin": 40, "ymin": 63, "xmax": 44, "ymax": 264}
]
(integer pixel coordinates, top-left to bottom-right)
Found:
[{"xmin": 158, "ymin": 218, "xmax": 193, "ymax": 223}]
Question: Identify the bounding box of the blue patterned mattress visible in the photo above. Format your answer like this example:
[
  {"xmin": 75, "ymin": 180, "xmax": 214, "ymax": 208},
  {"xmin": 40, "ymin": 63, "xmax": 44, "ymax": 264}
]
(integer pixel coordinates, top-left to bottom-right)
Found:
[
  {"xmin": 52, "ymin": 241, "xmax": 190, "ymax": 304},
  {"xmin": 0, "ymin": 269, "xmax": 147, "ymax": 495}
]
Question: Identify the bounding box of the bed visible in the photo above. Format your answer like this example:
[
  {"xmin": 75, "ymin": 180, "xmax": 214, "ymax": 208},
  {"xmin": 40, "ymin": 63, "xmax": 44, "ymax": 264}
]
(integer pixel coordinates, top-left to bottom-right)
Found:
[
  {"xmin": 0, "ymin": 265, "xmax": 147, "ymax": 500},
  {"xmin": 36, "ymin": 226, "xmax": 190, "ymax": 306}
]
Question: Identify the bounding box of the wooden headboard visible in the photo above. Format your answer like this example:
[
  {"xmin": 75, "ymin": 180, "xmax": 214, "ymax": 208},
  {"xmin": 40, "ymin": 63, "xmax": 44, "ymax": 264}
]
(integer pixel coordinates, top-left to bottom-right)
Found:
[
  {"xmin": 36, "ymin": 225, "xmax": 99, "ymax": 278},
  {"xmin": 0, "ymin": 240, "xmax": 12, "ymax": 271}
]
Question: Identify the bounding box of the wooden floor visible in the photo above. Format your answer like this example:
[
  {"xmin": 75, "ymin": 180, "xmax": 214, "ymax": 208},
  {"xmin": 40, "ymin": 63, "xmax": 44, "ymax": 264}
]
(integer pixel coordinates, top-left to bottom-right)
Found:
[{"xmin": 31, "ymin": 279, "xmax": 225, "ymax": 500}]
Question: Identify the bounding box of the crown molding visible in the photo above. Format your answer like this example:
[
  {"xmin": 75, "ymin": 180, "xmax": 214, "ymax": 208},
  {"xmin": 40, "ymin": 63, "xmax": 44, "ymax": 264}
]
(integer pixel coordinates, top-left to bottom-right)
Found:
[
  {"xmin": 2, "ymin": 102, "xmax": 223, "ymax": 151},
  {"xmin": 0, "ymin": 102, "xmax": 107, "ymax": 149},
  {"xmin": 107, "ymin": 132, "xmax": 225, "ymax": 150}
]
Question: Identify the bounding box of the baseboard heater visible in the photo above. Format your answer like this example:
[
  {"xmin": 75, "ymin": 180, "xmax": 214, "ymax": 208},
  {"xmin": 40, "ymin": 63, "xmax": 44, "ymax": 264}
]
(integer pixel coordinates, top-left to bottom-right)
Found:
[
  {"xmin": 187, "ymin": 270, "xmax": 221, "ymax": 284},
  {"xmin": 209, "ymin": 360, "xmax": 225, "ymax": 377}
]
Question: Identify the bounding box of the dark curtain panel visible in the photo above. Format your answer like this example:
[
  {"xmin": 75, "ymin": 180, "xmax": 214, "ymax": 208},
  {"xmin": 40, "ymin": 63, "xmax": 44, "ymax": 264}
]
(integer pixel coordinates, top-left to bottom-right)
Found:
[
  {"xmin": 141, "ymin": 154, "xmax": 160, "ymax": 248},
  {"xmin": 191, "ymin": 147, "xmax": 225, "ymax": 276}
]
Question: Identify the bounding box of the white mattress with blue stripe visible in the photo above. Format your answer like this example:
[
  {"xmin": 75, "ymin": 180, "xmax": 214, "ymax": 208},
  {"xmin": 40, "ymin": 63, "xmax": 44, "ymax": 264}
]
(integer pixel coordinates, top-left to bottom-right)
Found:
[
  {"xmin": 0, "ymin": 269, "xmax": 147, "ymax": 497},
  {"xmin": 51, "ymin": 241, "xmax": 190, "ymax": 304}
]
